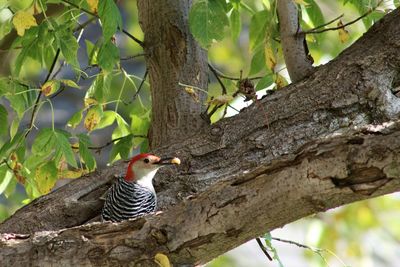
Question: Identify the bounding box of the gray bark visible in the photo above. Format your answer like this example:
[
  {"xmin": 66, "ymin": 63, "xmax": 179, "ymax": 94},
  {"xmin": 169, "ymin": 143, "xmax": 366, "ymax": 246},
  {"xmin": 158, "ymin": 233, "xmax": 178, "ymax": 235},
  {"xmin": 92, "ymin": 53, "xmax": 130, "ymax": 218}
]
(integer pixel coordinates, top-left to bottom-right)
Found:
[
  {"xmin": 137, "ymin": 0, "xmax": 208, "ymax": 148},
  {"xmin": 1, "ymin": 5, "xmax": 400, "ymax": 267},
  {"xmin": 278, "ymin": 0, "xmax": 314, "ymax": 82}
]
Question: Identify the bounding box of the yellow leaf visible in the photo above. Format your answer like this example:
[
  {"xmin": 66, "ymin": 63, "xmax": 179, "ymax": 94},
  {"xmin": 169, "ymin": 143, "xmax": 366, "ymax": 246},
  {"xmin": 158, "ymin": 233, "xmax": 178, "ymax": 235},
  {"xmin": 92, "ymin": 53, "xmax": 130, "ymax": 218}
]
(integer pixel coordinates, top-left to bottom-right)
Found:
[
  {"xmin": 293, "ymin": 0, "xmax": 309, "ymax": 5},
  {"xmin": 59, "ymin": 169, "xmax": 87, "ymax": 179},
  {"xmin": 12, "ymin": 11, "xmax": 37, "ymax": 36},
  {"xmin": 41, "ymin": 80, "xmax": 60, "ymax": 96},
  {"xmin": 154, "ymin": 253, "xmax": 171, "ymax": 267},
  {"xmin": 35, "ymin": 162, "xmax": 58, "ymax": 195},
  {"xmin": 84, "ymin": 106, "xmax": 102, "ymax": 131},
  {"xmin": 264, "ymin": 46, "xmax": 276, "ymax": 71},
  {"xmin": 84, "ymin": 97, "xmax": 98, "ymax": 107},
  {"xmin": 275, "ymin": 74, "xmax": 288, "ymax": 89},
  {"xmin": 86, "ymin": 0, "xmax": 99, "ymax": 13},
  {"xmin": 207, "ymin": 95, "xmax": 233, "ymax": 105},
  {"xmin": 184, "ymin": 86, "xmax": 200, "ymax": 102},
  {"xmin": 337, "ymin": 20, "xmax": 350, "ymax": 43}
]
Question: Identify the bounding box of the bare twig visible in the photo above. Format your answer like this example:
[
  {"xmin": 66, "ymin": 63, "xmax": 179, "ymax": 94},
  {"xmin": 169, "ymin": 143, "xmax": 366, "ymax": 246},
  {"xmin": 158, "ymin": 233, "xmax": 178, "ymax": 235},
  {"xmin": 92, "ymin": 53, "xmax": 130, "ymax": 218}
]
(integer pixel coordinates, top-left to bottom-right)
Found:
[
  {"xmin": 25, "ymin": 48, "xmax": 61, "ymax": 137},
  {"xmin": 121, "ymin": 53, "xmax": 146, "ymax": 61},
  {"xmin": 208, "ymin": 63, "xmax": 264, "ymax": 81},
  {"xmin": 303, "ymin": 0, "xmax": 384, "ymax": 34},
  {"xmin": 71, "ymin": 135, "xmax": 147, "ymax": 151},
  {"xmin": 124, "ymin": 69, "xmax": 148, "ymax": 105},
  {"xmin": 304, "ymin": 14, "xmax": 344, "ymax": 33},
  {"xmin": 256, "ymin": 237, "xmax": 273, "ymax": 261},
  {"xmin": 61, "ymin": 0, "xmax": 144, "ymax": 47},
  {"xmin": 208, "ymin": 63, "xmax": 227, "ymax": 95}
]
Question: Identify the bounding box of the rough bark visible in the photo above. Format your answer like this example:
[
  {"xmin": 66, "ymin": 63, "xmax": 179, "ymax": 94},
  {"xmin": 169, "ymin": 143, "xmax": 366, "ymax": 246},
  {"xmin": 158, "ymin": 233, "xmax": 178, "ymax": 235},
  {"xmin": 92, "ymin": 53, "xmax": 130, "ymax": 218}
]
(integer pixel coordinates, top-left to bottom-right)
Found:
[
  {"xmin": 278, "ymin": 0, "xmax": 314, "ymax": 82},
  {"xmin": 1, "ymin": 5, "xmax": 400, "ymax": 267},
  {"xmin": 137, "ymin": 0, "xmax": 208, "ymax": 148},
  {"xmin": 1, "ymin": 122, "xmax": 400, "ymax": 266}
]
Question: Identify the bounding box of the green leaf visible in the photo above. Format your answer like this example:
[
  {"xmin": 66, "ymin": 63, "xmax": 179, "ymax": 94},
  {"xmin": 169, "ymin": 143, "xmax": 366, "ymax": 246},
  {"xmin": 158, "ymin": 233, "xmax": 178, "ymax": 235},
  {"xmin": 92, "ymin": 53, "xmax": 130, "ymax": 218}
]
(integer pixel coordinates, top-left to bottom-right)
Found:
[
  {"xmin": 0, "ymin": 104, "xmax": 7, "ymax": 135},
  {"xmin": 55, "ymin": 28, "xmax": 79, "ymax": 69},
  {"xmin": 98, "ymin": 40, "xmax": 119, "ymax": 72},
  {"xmin": 113, "ymin": 113, "xmax": 130, "ymax": 139},
  {"xmin": 4, "ymin": 79, "xmax": 30, "ymax": 118},
  {"xmin": 249, "ymin": 47, "xmax": 265, "ymax": 76},
  {"xmin": 98, "ymin": 0, "xmax": 122, "ymax": 40},
  {"xmin": 85, "ymin": 39, "xmax": 98, "ymax": 65},
  {"xmin": 0, "ymin": 8, "xmax": 13, "ymax": 39},
  {"xmin": 95, "ymin": 110, "xmax": 116, "ymax": 130},
  {"xmin": 249, "ymin": 10, "xmax": 269, "ymax": 51},
  {"xmin": 41, "ymin": 79, "xmax": 60, "ymax": 96},
  {"xmin": 0, "ymin": 165, "xmax": 13, "ymax": 195},
  {"xmin": 54, "ymin": 130, "xmax": 77, "ymax": 168},
  {"xmin": 13, "ymin": 26, "xmax": 39, "ymax": 76},
  {"xmin": 189, "ymin": 0, "xmax": 229, "ymax": 48},
  {"xmin": 304, "ymin": 0, "xmax": 324, "ymax": 28},
  {"xmin": 0, "ymin": 132, "xmax": 24, "ymax": 161},
  {"xmin": 60, "ymin": 79, "xmax": 79, "ymax": 88},
  {"xmin": 84, "ymin": 105, "xmax": 103, "ymax": 132},
  {"xmin": 109, "ymin": 134, "xmax": 133, "ymax": 162},
  {"xmin": 10, "ymin": 117, "xmax": 20, "ymax": 139},
  {"xmin": 78, "ymin": 134, "xmax": 96, "ymax": 171},
  {"xmin": 85, "ymin": 73, "xmax": 112, "ymax": 103},
  {"xmin": 255, "ymin": 75, "xmax": 273, "ymax": 91},
  {"xmin": 130, "ymin": 114, "xmax": 149, "ymax": 146},
  {"xmin": 32, "ymin": 128, "xmax": 56, "ymax": 155},
  {"xmin": 229, "ymin": 7, "xmax": 241, "ymax": 41},
  {"xmin": 67, "ymin": 109, "xmax": 84, "ymax": 128},
  {"xmin": 35, "ymin": 161, "xmax": 58, "ymax": 194}
]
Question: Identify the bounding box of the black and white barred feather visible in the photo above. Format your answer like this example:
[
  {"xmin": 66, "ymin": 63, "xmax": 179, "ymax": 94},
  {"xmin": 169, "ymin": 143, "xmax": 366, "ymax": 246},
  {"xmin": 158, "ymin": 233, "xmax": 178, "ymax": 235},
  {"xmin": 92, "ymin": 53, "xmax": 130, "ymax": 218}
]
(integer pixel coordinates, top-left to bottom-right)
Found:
[{"xmin": 101, "ymin": 176, "xmax": 156, "ymax": 222}]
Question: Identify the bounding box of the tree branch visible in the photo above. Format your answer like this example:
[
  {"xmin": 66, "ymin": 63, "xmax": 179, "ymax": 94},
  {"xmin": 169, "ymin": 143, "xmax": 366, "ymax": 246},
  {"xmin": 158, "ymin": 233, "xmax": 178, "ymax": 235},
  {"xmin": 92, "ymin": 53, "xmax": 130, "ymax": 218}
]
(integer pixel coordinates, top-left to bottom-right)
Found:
[
  {"xmin": 25, "ymin": 48, "xmax": 60, "ymax": 137},
  {"xmin": 277, "ymin": 0, "xmax": 314, "ymax": 82},
  {"xmin": 1, "ymin": 121, "xmax": 400, "ymax": 265},
  {"xmin": 61, "ymin": 0, "xmax": 144, "ymax": 47},
  {"xmin": 1, "ymin": 6, "xmax": 400, "ymax": 267}
]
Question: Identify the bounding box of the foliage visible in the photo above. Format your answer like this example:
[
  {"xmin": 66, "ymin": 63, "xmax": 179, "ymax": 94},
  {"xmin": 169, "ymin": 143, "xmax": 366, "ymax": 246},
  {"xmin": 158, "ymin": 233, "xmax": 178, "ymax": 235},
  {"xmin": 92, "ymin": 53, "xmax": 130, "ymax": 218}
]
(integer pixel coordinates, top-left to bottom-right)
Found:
[
  {"xmin": 0, "ymin": 0, "xmax": 399, "ymax": 266},
  {"xmin": 0, "ymin": 0, "xmax": 149, "ymax": 205}
]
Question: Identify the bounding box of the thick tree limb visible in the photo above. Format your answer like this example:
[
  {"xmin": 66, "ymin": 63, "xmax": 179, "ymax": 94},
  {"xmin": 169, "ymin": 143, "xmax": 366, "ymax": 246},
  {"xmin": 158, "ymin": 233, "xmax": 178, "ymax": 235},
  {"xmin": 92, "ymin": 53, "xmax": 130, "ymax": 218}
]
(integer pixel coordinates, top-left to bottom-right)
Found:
[
  {"xmin": 1, "ymin": 6, "xmax": 400, "ymax": 267},
  {"xmin": 137, "ymin": 0, "xmax": 208, "ymax": 148},
  {"xmin": 1, "ymin": 121, "xmax": 400, "ymax": 266},
  {"xmin": 277, "ymin": 0, "xmax": 314, "ymax": 82}
]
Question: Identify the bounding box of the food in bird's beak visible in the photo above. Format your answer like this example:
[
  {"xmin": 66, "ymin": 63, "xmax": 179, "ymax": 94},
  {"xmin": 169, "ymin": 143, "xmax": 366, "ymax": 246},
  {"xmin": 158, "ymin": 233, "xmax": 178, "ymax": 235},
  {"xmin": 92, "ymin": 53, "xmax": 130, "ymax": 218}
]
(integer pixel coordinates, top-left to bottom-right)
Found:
[{"xmin": 171, "ymin": 157, "xmax": 181, "ymax": 165}]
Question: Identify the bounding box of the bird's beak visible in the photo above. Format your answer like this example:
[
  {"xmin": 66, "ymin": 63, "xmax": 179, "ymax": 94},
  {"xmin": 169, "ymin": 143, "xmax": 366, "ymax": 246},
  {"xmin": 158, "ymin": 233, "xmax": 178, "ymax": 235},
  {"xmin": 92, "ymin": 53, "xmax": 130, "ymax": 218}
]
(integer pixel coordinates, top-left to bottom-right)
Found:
[{"xmin": 154, "ymin": 157, "xmax": 181, "ymax": 165}]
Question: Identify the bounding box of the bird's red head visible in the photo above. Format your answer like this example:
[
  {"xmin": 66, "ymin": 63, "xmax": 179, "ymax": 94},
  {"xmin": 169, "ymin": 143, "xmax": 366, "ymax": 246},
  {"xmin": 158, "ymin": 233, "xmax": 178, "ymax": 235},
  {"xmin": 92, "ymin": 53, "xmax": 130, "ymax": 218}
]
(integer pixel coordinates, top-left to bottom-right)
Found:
[{"xmin": 125, "ymin": 153, "xmax": 180, "ymax": 182}]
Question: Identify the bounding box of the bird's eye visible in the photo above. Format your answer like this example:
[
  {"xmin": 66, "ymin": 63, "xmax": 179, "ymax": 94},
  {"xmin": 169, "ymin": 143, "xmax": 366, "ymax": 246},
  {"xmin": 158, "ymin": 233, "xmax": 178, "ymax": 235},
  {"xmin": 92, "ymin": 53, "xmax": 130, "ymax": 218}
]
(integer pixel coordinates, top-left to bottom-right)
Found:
[{"xmin": 144, "ymin": 158, "xmax": 150, "ymax": 163}]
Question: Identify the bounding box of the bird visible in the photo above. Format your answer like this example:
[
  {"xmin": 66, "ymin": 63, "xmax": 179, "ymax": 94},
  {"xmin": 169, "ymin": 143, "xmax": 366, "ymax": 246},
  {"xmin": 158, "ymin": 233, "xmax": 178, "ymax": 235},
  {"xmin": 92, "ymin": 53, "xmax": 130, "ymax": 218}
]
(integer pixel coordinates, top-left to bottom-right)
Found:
[{"xmin": 101, "ymin": 153, "xmax": 180, "ymax": 222}]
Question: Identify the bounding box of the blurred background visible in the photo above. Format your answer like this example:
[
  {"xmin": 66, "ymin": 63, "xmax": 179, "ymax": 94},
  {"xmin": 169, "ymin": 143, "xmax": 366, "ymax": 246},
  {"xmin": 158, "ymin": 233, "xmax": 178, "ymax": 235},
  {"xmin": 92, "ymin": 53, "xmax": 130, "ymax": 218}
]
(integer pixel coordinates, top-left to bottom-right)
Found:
[{"xmin": 1, "ymin": 0, "xmax": 400, "ymax": 266}]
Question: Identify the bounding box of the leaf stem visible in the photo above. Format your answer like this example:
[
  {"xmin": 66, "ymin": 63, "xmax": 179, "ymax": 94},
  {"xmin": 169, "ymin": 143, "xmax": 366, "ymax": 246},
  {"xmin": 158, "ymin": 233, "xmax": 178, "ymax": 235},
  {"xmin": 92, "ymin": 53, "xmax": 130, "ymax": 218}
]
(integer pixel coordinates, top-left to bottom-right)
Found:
[{"xmin": 26, "ymin": 48, "xmax": 61, "ymax": 137}]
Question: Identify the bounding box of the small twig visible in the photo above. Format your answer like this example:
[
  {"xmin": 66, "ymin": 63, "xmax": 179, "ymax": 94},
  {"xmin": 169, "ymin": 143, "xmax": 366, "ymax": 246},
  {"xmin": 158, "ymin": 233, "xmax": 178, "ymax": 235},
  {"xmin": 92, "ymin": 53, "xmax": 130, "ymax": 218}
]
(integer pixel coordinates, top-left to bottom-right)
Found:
[
  {"xmin": 208, "ymin": 63, "xmax": 227, "ymax": 95},
  {"xmin": 305, "ymin": 14, "xmax": 344, "ymax": 33},
  {"xmin": 25, "ymin": 48, "xmax": 61, "ymax": 137},
  {"xmin": 74, "ymin": 17, "xmax": 97, "ymax": 32},
  {"xmin": 120, "ymin": 53, "xmax": 146, "ymax": 61},
  {"xmin": 227, "ymin": 104, "xmax": 240, "ymax": 112},
  {"xmin": 124, "ymin": 69, "xmax": 148, "ymax": 104},
  {"xmin": 71, "ymin": 135, "xmax": 147, "ymax": 151},
  {"xmin": 207, "ymin": 103, "xmax": 224, "ymax": 119},
  {"xmin": 61, "ymin": 0, "xmax": 144, "ymax": 47},
  {"xmin": 272, "ymin": 237, "xmax": 312, "ymax": 249},
  {"xmin": 121, "ymin": 30, "xmax": 144, "ymax": 47},
  {"xmin": 208, "ymin": 63, "xmax": 264, "ymax": 81},
  {"xmin": 50, "ymin": 86, "xmax": 65, "ymax": 99},
  {"xmin": 256, "ymin": 237, "xmax": 273, "ymax": 261},
  {"xmin": 303, "ymin": 0, "xmax": 383, "ymax": 34}
]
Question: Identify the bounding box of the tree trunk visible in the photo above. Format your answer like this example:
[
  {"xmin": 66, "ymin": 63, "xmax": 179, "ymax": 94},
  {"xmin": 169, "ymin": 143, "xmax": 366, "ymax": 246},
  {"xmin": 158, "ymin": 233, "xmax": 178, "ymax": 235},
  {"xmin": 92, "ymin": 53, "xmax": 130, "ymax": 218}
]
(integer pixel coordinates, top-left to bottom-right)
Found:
[
  {"xmin": 1, "ymin": 5, "xmax": 400, "ymax": 267},
  {"xmin": 137, "ymin": 0, "xmax": 208, "ymax": 148}
]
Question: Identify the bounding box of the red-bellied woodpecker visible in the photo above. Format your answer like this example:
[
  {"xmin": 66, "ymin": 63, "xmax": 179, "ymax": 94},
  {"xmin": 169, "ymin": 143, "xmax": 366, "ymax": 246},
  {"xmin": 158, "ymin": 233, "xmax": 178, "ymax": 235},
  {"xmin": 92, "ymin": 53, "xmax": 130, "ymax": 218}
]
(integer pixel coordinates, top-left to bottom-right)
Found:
[{"xmin": 101, "ymin": 153, "xmax": 180, "ymax": 222}]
